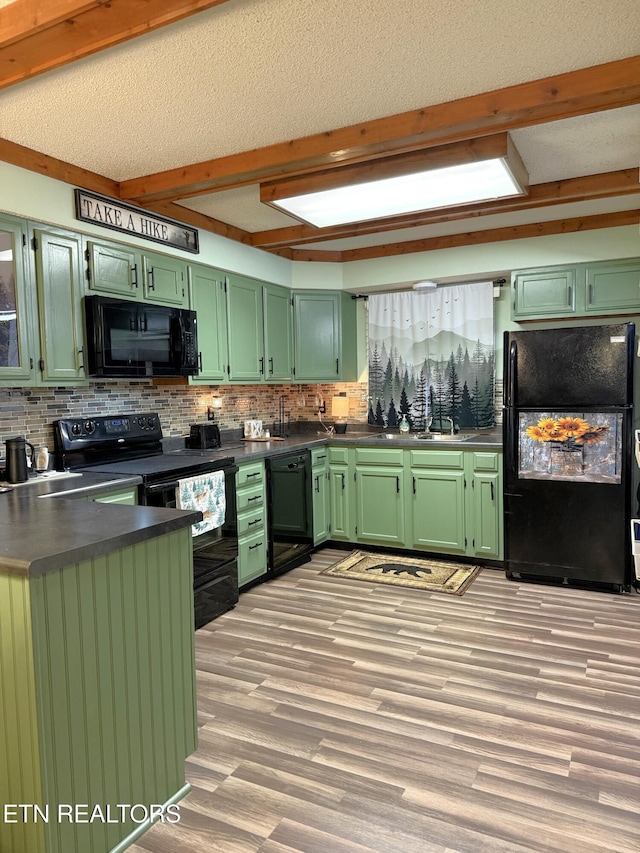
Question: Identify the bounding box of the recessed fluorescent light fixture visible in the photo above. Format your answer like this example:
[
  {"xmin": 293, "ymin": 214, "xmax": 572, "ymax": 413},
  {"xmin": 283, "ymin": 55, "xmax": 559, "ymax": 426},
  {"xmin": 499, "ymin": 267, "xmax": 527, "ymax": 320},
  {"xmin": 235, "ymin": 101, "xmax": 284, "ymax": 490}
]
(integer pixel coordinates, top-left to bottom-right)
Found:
[{"xmin": 261, "ymin": 133, "xmax": 528, "ymax": 228}]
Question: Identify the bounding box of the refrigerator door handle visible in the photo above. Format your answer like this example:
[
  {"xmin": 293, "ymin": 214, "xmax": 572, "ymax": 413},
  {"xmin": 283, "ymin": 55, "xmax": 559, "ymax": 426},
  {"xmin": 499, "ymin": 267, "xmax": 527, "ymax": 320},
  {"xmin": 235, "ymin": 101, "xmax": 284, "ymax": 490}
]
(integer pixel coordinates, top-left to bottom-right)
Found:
[{"xmin": 507, "ymin": 340, "xmax": 517, "ymax": 408}]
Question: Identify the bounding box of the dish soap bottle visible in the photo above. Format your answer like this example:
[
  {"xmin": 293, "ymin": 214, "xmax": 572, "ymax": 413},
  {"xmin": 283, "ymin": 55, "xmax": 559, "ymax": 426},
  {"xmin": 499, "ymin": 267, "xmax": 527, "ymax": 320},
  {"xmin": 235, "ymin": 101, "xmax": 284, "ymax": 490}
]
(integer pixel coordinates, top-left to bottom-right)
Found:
[{"xmin": 399, "ymin": 416, "xmax": 410, "ymax": 434}]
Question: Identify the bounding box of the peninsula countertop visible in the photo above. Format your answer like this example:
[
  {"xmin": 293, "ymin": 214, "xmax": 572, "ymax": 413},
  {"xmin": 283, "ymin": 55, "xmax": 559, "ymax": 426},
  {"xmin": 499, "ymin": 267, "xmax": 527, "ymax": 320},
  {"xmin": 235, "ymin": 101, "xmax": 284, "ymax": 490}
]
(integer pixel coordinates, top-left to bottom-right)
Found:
[{"xmin": 0, "ymin": 471, "xmax": 200, "ymax": 578}]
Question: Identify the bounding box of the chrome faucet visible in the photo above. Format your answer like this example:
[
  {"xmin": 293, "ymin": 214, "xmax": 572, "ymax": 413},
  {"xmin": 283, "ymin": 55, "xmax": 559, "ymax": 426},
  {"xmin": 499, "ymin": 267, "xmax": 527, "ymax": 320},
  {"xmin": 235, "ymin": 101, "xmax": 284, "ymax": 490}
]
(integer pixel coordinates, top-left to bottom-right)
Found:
[
  {"xmin": 426, "ymin": 416, "xmax": 433, "ymax": 433},
  {"xmin": 446, "ymin": 416, "xmax": 455, "ymax": 435}
]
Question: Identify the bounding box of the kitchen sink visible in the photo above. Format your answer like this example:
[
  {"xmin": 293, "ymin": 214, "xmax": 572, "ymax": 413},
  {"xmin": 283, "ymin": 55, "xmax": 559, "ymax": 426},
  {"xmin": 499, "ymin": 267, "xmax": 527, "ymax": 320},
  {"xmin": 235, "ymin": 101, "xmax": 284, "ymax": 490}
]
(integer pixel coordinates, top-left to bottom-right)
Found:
[{"xmin": 414, "ymin": 432, "xmax": 477, "ymax": 441}]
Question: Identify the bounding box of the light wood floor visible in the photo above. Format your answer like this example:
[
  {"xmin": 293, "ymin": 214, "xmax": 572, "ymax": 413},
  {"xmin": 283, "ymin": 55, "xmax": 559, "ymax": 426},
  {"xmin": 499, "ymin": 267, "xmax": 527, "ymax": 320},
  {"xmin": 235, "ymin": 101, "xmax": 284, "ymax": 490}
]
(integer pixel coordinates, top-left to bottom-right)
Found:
[{"xmin": 131, "ymin": 547, "xmax": 640, "ymax": 853}]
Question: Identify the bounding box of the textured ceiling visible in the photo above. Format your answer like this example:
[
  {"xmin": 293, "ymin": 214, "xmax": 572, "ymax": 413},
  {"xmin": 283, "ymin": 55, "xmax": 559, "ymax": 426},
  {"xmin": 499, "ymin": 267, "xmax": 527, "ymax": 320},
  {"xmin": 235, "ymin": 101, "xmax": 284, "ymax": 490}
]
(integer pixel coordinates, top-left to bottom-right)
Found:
[{"xmin": 0, "ymin": 0, "xmax": 639, "ymax": 256}]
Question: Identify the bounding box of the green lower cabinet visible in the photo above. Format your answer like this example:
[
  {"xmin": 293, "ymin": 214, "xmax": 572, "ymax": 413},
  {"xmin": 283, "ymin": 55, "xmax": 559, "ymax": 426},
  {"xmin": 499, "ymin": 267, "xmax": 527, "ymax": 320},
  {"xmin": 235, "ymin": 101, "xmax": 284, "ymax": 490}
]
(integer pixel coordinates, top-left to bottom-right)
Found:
[
  {"xmin": 311, "ymin": 448, "xmax": 330, "ymax": 545},
  {"xmin": 354, "ymin": 465, "xmax": 405, "ymax": 546},
  {"xmin": 236, "ymin": 460, "xmax": 268, "ymax": 586},
  {"xmin": 409, "ymin": 467, "xmax": 466, "ymax": 553},
  {"xmin": 468, "ymin": 452, "xmax": 503, "ymax": 560},
  {"xmin": 91, "ymin": 486, "xmax": 138, "ymax": 505},
  {"xmin": 323, "ymin": 445, "xmax": 503, "ymax": 561},
  {"xmin": 0, "ymin": 527, "xmax": 197, "ymax": 853}
]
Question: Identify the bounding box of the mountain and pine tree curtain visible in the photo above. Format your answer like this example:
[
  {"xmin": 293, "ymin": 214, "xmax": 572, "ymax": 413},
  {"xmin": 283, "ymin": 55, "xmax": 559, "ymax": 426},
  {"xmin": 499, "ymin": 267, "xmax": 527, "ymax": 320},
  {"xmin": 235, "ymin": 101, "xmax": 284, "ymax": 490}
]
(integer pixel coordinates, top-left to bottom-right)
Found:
[{"xmin": 368, "ymin": 282, "xmax": 495, "ymax": 430}]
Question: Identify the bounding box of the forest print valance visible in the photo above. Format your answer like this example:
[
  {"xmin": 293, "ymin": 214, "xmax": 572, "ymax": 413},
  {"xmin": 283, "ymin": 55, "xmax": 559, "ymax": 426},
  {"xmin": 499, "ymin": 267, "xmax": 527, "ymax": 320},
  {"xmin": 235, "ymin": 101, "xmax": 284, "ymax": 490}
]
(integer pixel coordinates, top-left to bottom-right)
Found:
[{"xmin": 368, "ymin": 282, "xmax": 495, "ymax": 430}]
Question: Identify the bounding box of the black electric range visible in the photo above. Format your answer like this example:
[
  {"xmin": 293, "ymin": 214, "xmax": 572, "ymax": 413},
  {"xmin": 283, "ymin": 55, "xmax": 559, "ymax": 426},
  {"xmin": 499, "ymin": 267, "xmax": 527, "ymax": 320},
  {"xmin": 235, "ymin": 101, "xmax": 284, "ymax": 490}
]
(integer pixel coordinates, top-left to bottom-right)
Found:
[{"xmin": 53, "ymin": 413, "xmax": 240, "ymax": 628}]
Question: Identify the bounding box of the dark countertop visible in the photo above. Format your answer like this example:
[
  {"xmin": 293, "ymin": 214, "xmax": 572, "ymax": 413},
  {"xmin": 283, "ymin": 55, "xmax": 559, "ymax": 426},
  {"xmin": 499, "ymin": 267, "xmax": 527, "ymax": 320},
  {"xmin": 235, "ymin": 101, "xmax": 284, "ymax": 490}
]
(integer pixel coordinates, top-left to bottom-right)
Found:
[
  {"xmin": 0, "ymin": 471, "xmax": 200, "ymax": 578},
  {"xmin": 224, "ymin": 427, "xmax": 503, "ymax": 462},
  {"xmin": 1, "ymin": 426, "xmax": 502, "ymax": 579}
]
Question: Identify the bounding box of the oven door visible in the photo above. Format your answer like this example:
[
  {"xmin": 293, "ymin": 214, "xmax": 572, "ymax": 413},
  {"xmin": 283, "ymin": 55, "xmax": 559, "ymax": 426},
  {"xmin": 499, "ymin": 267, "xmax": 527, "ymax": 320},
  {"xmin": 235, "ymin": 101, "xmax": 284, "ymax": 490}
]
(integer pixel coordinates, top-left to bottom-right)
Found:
[{"xmin": 140, "ymin": 479, "xmax": 179, "ymax": 508}]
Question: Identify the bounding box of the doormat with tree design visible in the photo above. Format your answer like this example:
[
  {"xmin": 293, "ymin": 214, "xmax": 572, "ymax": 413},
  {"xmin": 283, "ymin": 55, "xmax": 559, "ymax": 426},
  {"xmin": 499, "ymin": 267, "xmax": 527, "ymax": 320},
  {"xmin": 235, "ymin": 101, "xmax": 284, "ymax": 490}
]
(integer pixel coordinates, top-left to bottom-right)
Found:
[{"xmin": 320, "ymin": 550, "xmax": 481, "ymax": 595}]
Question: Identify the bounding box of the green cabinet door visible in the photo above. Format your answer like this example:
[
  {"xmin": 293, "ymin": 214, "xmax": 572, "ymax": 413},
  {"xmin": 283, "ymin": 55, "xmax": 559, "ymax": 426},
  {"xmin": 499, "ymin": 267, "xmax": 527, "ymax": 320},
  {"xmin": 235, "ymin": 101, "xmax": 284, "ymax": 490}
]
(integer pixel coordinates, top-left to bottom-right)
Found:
[
  {"xmin": 142, "ymin": 250, "xmax": 188, "ymax": 306},
  {"xmin": 227, "ymin": 275, "xmax": 265, "ymax": 381},
  {"xmin": 512, "ymin": 266, "xmax": 578, "ymax": 319},
  {"xmin": 311, "ymin": 448, "xmax": 330, "ymax": 545},
  {"xmin": 329, "ymin": 466, "xmax": 350, "ymax": 540},
  {"xmin": 189, "ymin": 264, "xmax": 229, "ymax": 383},
  {"xmin": 468, "ymin": 451, "xmax": 503, "ymax": 560},
  {"xmin": 293, "ymin": 291, "xmax": 341, "ymax": 380},
  {"xmin": 264, "ymin": 283, "xmax": 292, "ymax": 381},
  {"xmin": 0, "ymin": 213, "xmax": 36, "ymax": 384},
  {"xmin": 354, "ymin": 466, "xmax": 405, "ymax": 546},
  {"xmin": 410, "ymin": 468, "xmax": 466, "ymax": 554},
  {"xmin": 91, "ymin": 487, "xmax": 138, "ymax": 505},
  {"xmin": 585, "ymin": 259, "xmax": 640, "ymax": 314},
  {"xmin": 33, "ymin": 227, "xmax": 86, "ymax": 384},
  {"xmin": 86, "ymin": 239, "xmax": 141, "ymax": 299}
]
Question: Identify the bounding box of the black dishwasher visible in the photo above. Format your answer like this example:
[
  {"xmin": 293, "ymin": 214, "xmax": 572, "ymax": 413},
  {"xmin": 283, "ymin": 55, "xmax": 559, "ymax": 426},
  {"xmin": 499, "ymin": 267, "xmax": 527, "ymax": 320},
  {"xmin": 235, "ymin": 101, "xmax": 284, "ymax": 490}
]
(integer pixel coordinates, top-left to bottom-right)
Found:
[{"xmin": 266, "ymin": 450, "xmax": 314, "ymax": 578}]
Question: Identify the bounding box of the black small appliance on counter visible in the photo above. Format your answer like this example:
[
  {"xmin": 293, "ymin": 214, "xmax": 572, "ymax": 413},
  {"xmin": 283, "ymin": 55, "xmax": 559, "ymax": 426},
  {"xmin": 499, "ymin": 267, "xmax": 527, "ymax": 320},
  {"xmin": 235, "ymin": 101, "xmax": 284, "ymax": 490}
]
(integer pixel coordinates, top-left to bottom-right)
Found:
[{"xmin": 188, "ymin": 422, "xmax": 221, "ymax": 449}]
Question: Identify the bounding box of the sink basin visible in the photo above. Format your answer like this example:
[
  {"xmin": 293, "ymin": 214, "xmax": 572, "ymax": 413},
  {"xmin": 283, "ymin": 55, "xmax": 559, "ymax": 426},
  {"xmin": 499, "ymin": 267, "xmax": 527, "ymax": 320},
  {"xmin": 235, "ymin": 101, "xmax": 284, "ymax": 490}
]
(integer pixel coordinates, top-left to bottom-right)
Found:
[{"xmin": 414, "ymin": 433, "xmax": 477, "ymax": 441}]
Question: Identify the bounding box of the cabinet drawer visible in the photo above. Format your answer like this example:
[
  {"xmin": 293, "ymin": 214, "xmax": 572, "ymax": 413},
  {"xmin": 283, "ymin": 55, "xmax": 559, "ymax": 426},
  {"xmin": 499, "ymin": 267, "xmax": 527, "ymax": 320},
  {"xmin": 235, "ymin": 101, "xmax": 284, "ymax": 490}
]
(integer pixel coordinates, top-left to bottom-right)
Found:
[
  {"xmin": 328, "ymin": 446, "xmax": 349, "ymax": 465},
  {"xmin": 236, "ymin": 483, "xmax": 264, "ymax": 513},
  {"xmin": 409, "ymin": 449, "xmax": 465, "ymax": 469},
  {"xmin": 311, "ymin": 447, "xmax": 329, "ymax": 467},
  {"xmin": 238, "ymin": 529, "xmax": 268, "ymax": 586},
  {"xmin": 471, "ymin": 451, "xmax": 500, "ymax": 472},
  {"xmin": 237, "ymin": 508, "xmax": 265, "ymax": 538},
  {"xmin": 236, "ymin": 461, "xmax": 264, "ymax": 487},
  {"xmin": 354, "ymin": 447, "xmax": 404, "ymax": 466}
]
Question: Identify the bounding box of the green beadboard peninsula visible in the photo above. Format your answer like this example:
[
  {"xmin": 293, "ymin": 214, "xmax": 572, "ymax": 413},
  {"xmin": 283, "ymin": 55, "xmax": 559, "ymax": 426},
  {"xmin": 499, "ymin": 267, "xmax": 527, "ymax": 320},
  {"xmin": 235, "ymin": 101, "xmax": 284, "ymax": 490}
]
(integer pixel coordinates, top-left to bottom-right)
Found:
[{"xmin": 0, "ymin": 480, "xmax": 200, "ymax": 853}]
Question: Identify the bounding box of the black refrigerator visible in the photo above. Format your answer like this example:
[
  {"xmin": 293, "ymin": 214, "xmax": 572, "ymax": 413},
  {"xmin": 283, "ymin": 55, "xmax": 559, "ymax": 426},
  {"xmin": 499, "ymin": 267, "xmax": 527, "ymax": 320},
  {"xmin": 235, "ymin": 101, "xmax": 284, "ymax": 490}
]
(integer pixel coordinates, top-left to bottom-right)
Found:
[{"xmin": 503, "ymin": 322, "xmax": 635, "ymax": 591}]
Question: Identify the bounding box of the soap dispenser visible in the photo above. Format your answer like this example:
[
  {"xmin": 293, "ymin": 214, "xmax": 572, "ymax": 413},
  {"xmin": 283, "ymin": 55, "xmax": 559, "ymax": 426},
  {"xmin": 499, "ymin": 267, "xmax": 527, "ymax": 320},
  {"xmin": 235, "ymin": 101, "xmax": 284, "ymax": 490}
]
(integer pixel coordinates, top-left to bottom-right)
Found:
[{"xmin": 399, "ymin": 415, "xmax": 410, "ymax": 434}]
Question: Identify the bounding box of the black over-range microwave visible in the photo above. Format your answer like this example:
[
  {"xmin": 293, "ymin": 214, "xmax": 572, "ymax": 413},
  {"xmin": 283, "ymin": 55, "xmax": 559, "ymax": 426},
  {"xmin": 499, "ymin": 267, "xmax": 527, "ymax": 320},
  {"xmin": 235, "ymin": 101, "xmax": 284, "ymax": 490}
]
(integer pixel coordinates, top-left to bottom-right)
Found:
[{"xmin": 84, "ymin": 295, "xmax": 199, "ymax": 377}]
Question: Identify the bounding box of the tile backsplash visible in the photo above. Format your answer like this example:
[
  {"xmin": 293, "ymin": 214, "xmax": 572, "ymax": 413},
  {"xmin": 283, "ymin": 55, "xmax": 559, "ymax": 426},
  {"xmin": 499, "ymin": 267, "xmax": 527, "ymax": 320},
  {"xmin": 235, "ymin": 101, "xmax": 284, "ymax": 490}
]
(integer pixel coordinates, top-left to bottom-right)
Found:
[{"xmin": 0, "ymin": 380, "xmax": 369, "ymax": 452}]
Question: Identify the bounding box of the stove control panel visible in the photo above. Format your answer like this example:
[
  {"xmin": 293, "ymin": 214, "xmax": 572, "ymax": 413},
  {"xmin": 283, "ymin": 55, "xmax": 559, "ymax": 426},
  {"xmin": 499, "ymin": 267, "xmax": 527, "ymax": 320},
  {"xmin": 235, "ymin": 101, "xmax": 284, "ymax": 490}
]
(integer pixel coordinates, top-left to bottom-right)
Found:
[{"xmin": 55, "ymin": 413, "xmax": 163, "ymax": 448}]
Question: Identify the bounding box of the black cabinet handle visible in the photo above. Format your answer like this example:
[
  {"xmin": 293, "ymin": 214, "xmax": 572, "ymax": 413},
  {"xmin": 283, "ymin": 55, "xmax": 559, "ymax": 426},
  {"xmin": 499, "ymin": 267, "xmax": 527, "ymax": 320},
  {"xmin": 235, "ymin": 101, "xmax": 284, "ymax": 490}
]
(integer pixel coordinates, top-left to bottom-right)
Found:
[
  {"xmin": 412, "ymin": 476, "xmax": 416, "ymax": 495},
  {"xmin": 269, "ymin": 356, "xmax": 274, "ymax": 374},
  {"xmin": 396, "ymin": 476, "xmax": 400, "ymax": 493},
  {"xmin": 336, "ymin": 358, "xmax": 339, "ymax": 374},
  {"xmin": 249, "ymin": 542, "xmax": 263, "ymax": 550},
  {"xmin": 491, "ymin": 482, "xmax": 495, "ymax": 501},
  {"xmin": 131, "ymin": 264, "xmax": 138, "ymax": 288},
  {"xmin": 246, "ymin": 472, "xmax": 260, "ymax": 478},
  {"xmin": 248, "ymin": 519, "xmax": 260, "ymax": 527},
  {"xmin": 259, "ymin": 356, "xmax": 264, "ymax": 374},
  {"xmin": 567, "ymin": 283, "xmax": 572, "ymax": 306},
  {"xmin": 148, "ymin": 268, "xmax": 155, "ymax": 290},
  {"xmin": 198, "ymin": 351, "xmax": 203, "ymax": 371},
  {"xmin": 588, "ymin": 283, "xmax": 594, "ymax": 305},
  {"xmin": 341, "ymin": 473, "xmax": 345, "ymax": 489},
  {"xmin": 247, "ymin": 495, "xmax": 260, "ymax": 502},
  {"xmin": 315, "ymin": 475, "xmax": 320, "ymax": 493},
  {"xmin": 77, "ymin": 348, "xmax": 84, "ymax": 371},
  {"xmin": 317, "ymin": 454, "xmax": 326, "ymax": 460}
]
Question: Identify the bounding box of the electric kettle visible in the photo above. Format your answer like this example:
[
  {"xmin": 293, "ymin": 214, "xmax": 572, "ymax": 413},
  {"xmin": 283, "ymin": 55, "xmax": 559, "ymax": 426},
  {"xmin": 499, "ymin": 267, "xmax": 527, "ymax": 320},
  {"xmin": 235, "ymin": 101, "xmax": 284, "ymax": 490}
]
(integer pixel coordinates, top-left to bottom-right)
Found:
[{"xmin": 5, "ymin": 436, "xmax": 35, "ymax": 483}]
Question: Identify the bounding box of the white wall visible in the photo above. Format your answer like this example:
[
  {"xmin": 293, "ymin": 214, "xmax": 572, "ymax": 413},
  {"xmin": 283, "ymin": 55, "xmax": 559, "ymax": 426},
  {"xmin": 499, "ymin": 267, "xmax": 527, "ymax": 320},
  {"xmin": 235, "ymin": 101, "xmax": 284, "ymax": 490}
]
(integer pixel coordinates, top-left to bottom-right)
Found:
[
  {"xmin": 2, "ymin": 159, "xmax": 640, "ymax": 293},
  {"xmin": 0, "ymin": 161, "xmax": 293, "ymax": 286}
]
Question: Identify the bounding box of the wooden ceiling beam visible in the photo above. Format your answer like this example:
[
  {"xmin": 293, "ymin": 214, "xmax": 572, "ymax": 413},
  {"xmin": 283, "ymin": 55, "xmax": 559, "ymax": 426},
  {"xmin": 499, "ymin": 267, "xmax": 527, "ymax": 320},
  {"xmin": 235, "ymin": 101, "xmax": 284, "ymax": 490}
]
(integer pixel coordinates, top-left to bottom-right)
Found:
[
  {"xmin": 0, "ymin": 136, "xmax": 120, "ymax": 197},
  {"xmin": 119, "ymin": 55, "xmax": 640, "ymax": 204},
  {"xmin": 329, "ymin": 209, "xmax": 640, "ymax": 263},
  {"xmin": 251, "ymin": 169, "xmax": 640, "ymax": 248},
  {"xmin": 0, "ymin": 0, "xmax": 233, "ymax": 90}
]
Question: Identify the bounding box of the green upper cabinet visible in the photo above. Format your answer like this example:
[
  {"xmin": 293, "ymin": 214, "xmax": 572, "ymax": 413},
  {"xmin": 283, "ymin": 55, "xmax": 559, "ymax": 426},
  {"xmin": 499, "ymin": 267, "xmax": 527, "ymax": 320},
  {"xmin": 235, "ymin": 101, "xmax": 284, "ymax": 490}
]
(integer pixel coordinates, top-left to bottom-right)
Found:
[
  {"xmin": 263, "ymin": 283, "xmax": 292, "ymax": 381},
  {"xmin": 141, "ymin": 249, "xmax": 189, "ymax": 306},
  {"xmin": 512, "ymin": 266, "xmax": 578, "ymax": 320},
  {"xmin": 32, "ymin": 226, "xmax": 86, "ymax": 385},
  {"xmin": 585, "ymin": 259, "xmax": 640, "ymax": 315},
  {"xmin": 226, "ymin": 275, "xmax": 293, "ymax": 383},
  {"xmin": 0, "ymin": 213, "xmax": 35, "ymax": 384},
  {"xmin": 226, "ymin": 274, "xmax": 265, "ymax": 381},
  {"xmin": 292, "ymin": 290, "xmax": 358, "ymax": 382},
  {"xmin": 86, "ymin": 239, "xmax": 141, "ymax": 300},
  {"xmin": 511, "ymin": 258, "xmax": 640, "ymax": 321},
  {"xmin": 188, "ymin": 264, "xmax": 229, "ymax": 383}
]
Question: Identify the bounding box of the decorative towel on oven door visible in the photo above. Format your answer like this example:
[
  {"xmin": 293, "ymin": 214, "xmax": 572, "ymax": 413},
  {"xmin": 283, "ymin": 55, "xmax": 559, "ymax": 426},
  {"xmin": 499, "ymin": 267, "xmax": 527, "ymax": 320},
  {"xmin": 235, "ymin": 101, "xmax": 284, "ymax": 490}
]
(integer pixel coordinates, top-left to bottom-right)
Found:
[{"xmin": 177, "ymin": 471, "xmax": 226, "ymax": 537}]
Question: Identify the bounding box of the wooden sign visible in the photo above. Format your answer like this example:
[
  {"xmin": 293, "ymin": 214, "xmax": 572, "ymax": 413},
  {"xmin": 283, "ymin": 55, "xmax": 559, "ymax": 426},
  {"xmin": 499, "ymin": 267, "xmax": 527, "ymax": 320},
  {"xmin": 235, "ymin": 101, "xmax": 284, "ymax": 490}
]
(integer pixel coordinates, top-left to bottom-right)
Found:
[{"xmin": 74, "ymin": 189, "xmax": 199, "ymax": 253}]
